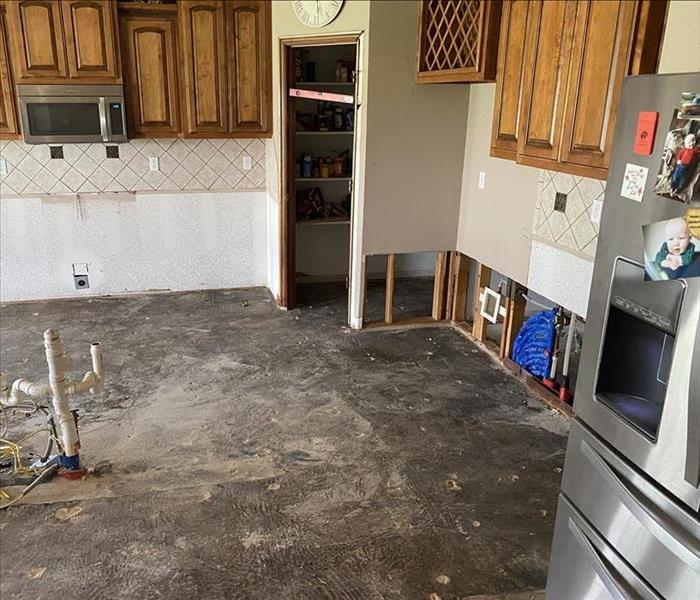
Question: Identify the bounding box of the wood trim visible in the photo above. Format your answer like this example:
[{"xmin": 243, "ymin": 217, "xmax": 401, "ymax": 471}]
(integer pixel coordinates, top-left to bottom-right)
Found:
[
  {"xmin": 471, "ymin": 263, "xmax": 492, "ymax": 342},
  {"xmin": 628, "ymin": 0, "xmax": 668, "ymax": 75},
  {"xmin": 499, "ymin": 280, "xmax": 527, "ymax": 360},
  {"xmin": 451, "ymin": 252, "xmax": 470, "ymax": 322},
  {"xmin": 431, "ymin": 251, "xmax": 448, "ymax": 320},
  {"xmin": 516, "ymin": 152, "xmax": 606, "ymax": 180},
  {"xmin": 278, "ymin": 32, "xmax": 360, "ymax": 309},
  {"xmin": 0, "ymin": 7, "xmax": 20, "ymax": 139},
  {"xmin": 117, "ymin": 2, "xmax": 179, "ymax": 16},
  {"xmin": 364, "ymin": 316, "xmax": 446, "ymax": 331},
  {"xmin": 385, "ymin": 254, "xmax": 395, "ymax": 324}
]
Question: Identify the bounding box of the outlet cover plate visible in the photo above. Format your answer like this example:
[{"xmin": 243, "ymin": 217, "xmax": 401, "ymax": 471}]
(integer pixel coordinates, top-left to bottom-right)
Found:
[{"xmin": 242, "ymin": 155, "xmax": 252, "ymax": 171}]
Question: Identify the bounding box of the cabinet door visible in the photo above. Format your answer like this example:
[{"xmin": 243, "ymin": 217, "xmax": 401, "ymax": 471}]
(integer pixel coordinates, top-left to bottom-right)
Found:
[
  {"xmin": 62, "ymin": 0, "xmax": 119, "ymax": 81},
  {"xmin": 490, "ymin": 0, "xmax": 531, "ymax": 160},
  {"xmin": 6, "ymin": 0, "xmax": 67, "ymax": 80},
  {"xmin": 179, "ymin": 0, "xmax": 228, "ymax": 136},
  {"xmin": 227, "ymin": 0, "xmax": 270, "ymax": 135},
  {"xmin": 120, "ymin": 13, "xmax": 179, "ymax": 137},
  {"xmin": 517, "ymin": 0, "xmax": 576, "ymax": 167},
  {"xmin": 558, "ymin": 0, "xmax": 636, "ymax": 177},
  {"xmin": 0, "ymin": 10, "xmax": 20, "ymax": 138}
]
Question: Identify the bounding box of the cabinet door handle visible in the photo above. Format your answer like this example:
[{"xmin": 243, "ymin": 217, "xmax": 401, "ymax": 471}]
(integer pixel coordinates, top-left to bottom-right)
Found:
[
  {"xmin": 581, "ymin": 439, "xmax": 700, "ymax": 572},
  {"xmin": 686, "ymin": 314, "xmax": 700, "ymax": 488}
]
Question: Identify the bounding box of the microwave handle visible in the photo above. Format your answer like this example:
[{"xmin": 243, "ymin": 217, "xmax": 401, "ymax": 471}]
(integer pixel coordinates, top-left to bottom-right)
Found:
[
  {"xmin": 686, "ymin": 311, "xmax": 700, "ymax": 488},
  {"xmin": 98, "ymin": 97, "xmax": 109, "ymax": 142}
]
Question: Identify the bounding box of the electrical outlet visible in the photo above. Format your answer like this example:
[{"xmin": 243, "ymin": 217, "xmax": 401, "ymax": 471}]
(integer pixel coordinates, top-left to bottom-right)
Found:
[
  {"xmin": 0, "ymin": 158, "xmax": 7, "ymax": 177},
  {"xmin": 149, "ymin": 157, "xmax": 159, "ymax": 172},
  {"xmin": 74, "ymin": 274, "xmax": 89, "ymax": 290},
  {"xmin": 478, "ymin": 171, "xmax": 486, "ymax": 190},
  {"xmin": 590, "ymin": 199, "xmax": 604, "ymax": 224},
  {"xmin": 242, "ymin": 155, "xmax": 252, "ymax": 171}
]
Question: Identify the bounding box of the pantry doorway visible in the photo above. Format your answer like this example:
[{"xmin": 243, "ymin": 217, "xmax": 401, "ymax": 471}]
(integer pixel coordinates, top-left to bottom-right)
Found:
[{"xmin": 280, "ymin": 34, "xmax": 361, "ymax": 314}]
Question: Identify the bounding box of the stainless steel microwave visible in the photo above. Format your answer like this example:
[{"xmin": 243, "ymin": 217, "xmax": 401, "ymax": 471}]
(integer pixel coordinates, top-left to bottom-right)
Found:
[{"xmin": 17, "ymin": 84, "xmax": 127, "ymax": 144}]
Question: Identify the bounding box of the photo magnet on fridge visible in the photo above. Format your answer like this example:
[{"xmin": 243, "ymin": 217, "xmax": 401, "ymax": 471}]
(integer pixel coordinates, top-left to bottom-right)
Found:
[
  {"xmin": 653, "ymin": 92, "xmax": 700, "ymax": 204},
  {"xmin": 642, "ymin": 208, "xmax": 700, "ymax": 281}
]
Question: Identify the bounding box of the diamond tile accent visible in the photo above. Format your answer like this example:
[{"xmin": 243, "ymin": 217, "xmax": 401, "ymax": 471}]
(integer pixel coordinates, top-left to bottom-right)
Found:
[
  {"xmin": 0, "ymin": 136, "xmax": 266, "ymax": 197},
  {"xmin": 532, "ymin": 169, "xmax": 607, "ymax": 260}
]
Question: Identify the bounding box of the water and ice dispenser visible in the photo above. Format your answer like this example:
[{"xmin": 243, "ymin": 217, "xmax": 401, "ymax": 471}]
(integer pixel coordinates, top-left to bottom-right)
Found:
[{"xmin": 595, "ymin": 258, "xmax": 685, "ymax": 440}]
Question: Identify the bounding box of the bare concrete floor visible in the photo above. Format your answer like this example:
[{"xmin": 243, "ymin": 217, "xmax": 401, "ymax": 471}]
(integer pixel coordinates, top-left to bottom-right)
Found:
[{"xmin": 0, "ymin": 283, "xmax": 567, "ymax": 600}]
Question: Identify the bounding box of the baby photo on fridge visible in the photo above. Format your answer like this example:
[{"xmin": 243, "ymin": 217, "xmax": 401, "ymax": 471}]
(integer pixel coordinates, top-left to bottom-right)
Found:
[
  {"xmin": 653, "ymin": 92, "xmax": 700, "ymax": 204},
  {"xmin": 643, "ymin": 209, "xmax": 700, "ymax": 280}
]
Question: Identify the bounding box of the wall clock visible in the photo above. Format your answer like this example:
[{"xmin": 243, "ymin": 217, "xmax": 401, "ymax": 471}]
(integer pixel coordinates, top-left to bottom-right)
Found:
[{"xmin": 293, "ymin": 0, "xmax": 344, "ymax": 28}]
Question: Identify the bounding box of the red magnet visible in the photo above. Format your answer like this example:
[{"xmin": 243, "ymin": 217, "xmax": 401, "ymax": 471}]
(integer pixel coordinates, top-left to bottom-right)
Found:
[{"xmin": 634, "ymin": 111, "xmax": 658, "ymax": 155}]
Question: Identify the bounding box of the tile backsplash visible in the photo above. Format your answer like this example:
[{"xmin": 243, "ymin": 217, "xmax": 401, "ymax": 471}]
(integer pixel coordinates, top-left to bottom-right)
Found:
[
  {"xmin": 0, "ymin": 137, "xmax": 266, "ymax": 196},
  {"xmin": 532, "ymin": 170, "xmax": 606, "ymax": 260}
]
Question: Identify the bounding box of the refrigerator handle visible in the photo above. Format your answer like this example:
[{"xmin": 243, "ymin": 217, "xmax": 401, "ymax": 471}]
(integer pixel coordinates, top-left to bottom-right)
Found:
[{"xmin": 686, "ymin": 313, "xmax": 700, "ymax": 488}]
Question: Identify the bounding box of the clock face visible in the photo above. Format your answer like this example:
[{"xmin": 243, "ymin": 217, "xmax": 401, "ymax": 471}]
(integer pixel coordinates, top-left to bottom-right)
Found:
[{"xmin": 293, "ymin": 0, "xmax": 344, "ymax": 28}]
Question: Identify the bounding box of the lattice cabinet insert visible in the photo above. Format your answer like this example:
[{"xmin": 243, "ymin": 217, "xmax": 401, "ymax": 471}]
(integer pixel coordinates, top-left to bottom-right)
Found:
[{"xmin": 416, "ymin": 0, "xmax": 502, "ymax": 84}]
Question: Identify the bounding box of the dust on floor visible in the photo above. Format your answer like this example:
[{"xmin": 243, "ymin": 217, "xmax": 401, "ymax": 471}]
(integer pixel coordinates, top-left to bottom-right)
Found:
[{"xmin": 0, "ymin": 284, "xmax": 567, "ymax": 600}]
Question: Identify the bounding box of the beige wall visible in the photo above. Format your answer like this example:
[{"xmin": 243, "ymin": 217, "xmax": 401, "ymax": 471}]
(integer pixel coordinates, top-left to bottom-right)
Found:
[
  {"xmin": 361, "ymin": 0, "xmax": 469, "ymax": 255},
  {"xmin": 658, "ymin": 0, "xmax": 700, "ymax": 74},
  {"xmin": 456, "ymin": 85, "xmax": 539, "ymax": 283}
]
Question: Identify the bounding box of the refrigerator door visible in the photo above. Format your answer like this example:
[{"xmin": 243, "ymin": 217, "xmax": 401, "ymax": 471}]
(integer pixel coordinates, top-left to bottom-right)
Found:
[
  {"xmin": 573, "ymin": 73, "xmax": 700, "ymax": 511},
  {"xmin": 561, "ymin": 420, "xmax": 700, "ymax": 599},
  {"xmin": 546, "ymin": 495, "xmax": 662, "ymax": 600}
]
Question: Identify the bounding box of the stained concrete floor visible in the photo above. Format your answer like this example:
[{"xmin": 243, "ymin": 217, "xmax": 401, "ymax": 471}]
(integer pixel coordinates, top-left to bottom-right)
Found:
[{"xmin": 0, "ymin": 282, "xmax": 567, "ymax": 600}]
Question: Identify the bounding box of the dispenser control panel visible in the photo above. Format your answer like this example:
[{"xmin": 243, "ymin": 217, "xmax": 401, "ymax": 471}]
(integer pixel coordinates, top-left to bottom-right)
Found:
[{"xmin": 611, "ymin": 294, "xmax": 672, "ymax": 330}]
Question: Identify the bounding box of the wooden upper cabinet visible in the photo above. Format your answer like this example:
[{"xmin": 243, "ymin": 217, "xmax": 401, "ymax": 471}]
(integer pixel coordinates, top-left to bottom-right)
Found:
[
  {"xmin": 490, "ymin": 0, "xmax": 532, "ymax": 159},
  {"xmin": 558, "ymin": 0, "xmax": 636, "ymax": 177},
  {"xmin": 62, "ymin": 0, "xmax": 119, "ymax": 81},
  {"xmin": 416, "ymin": 0, "xmax": 502, "ymax": 83},
  {"xmin": 0, "ymin": 7, "xmax": 20, "ymax": 138},
  {"xmin": 179, "ymin": 0, "xmax": 228, "ymax": 135},
  {"xmin": 6, "ymin": 0, "xmax": 67, "ymax": 80},
  {"xmin": 227, "ymin": 0, "xmax": 270, "ymax": 134},
  {"xmin": 119, "ymin": 6, "xmax": 179, "ymax": 137},
  {"xmin": 491, "ymin": 0, "xmax": 667, "ymax": 179},
  {"xmin": 517, "ymin": 0, "xmax": 576, "ymax": 167}
]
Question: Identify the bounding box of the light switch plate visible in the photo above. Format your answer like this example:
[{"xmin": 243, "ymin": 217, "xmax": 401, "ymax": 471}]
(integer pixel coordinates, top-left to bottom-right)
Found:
[
  {"xmin": 242, "ymin": 155, "xmax": 252, "ymax": 171},
  {"xmin": 0, "ymin": 158, "xmax": 7, "ymax": 177},
  {"xmin": 149, "ymin": 157, "xmax": 159, "ymax": 172},
  {"xmin": 478, "ymin": 171, "xmax": 486, "ymax": 189},
  {"xmin": 590, "ymin": 199, "xmax": 603, "ymax": 224}
]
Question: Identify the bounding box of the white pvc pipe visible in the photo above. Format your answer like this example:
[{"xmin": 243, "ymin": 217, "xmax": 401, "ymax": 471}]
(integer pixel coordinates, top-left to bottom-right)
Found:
[
  {"xmin": 44, "ymin": 329, "xmax": 80, "ymax": 459},
  {"xmin": 90, "ymin": 342, "xmax": 103, "ymax": 393},
  {"xmin": 8, "ymin": 378, "xmax": 52, "ymax": 405},
  {"xmin": 0, "ymin": 373, "xmax": 8, "ymax": 403},
  {"xmin": 562, "ymin": 313, "xmax": 577, "ymax": 378}
]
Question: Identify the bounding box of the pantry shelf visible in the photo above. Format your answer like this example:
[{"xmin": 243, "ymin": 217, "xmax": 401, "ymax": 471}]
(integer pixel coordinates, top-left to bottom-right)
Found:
[
  {"xmin": 295, "ymin": 81, "xmax": 354, "ymax": 87},
  {"xmin": 296, "ymin": 177, "xmax": 351, "ymax": 182},
  {"xmin": 296, "ymin": 131, "xmax": 353, "ymax": 135},
  {"xmin": 297, "ymin": 218, "xmax": 351, "ymax": 226}
]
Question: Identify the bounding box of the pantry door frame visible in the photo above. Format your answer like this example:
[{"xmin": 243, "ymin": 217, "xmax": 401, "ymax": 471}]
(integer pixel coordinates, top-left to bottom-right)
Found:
[{"xmin": 279, "ymin": 33, "xmax": 362, "ymax": 311}]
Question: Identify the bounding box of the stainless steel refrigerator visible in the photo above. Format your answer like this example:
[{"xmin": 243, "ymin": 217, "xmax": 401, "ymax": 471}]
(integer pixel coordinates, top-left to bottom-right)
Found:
[{"xmin": 545, "ymin": 73, "xmax": 700, "ymax": 599}]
